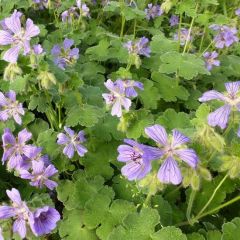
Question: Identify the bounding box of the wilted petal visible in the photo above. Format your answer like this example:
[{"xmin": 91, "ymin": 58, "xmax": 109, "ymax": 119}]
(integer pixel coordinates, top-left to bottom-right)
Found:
[
  {"xmin": 145, "ymin": 124, "xmax": 168, "ymax": 145},
  {"xmin": 3, "ymin": 44, "xmax": 21, "ymax": 63},
  {"xmin": 199, "ymin": 90, "xmax": 225, "ymax": 102},
  {"xmin": 171, "ymin": 129, "xmax": 189, "ymax": 148},
  {"xmin": 208, "ymin": 104, "xmax": 231, "ymax": 129},
  {"xmin": 157, "ymin": 157, "xmax": 182, "ymax": 185},
  {"xmin": 175, "ymin": 148, "xmax": 198, "ymax": 168}
]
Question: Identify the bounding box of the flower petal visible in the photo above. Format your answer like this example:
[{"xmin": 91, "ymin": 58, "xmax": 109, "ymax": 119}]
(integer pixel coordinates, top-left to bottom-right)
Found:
[
  {"xmin": 6, "ymin": 188, "xmax": 22, "ymax": 205},
  {"xmin": 111, "ymin": 99, "xmax": 122, "ymax": 117},
  {"xmin": 63, "ymin": 143, "xmax": 74, "ymax": 158},
  {"xmin": 3, "ymin": 44, "xmax": 21, "ymax": 63},
  {"xmin": 157, "ymin": 157, "xmax": 182, "ymax": 185},
  {"xmin": 0, "ymin": 30, "xmax": 13, "ymax": 45},
  {"xmin": 24, "ymin": 19, "xmax": 40, "ymax": 39},
  {"xmin": 18, "ymin": 128, "xmax": 32, "ymax": 144},
  {"xmin": 199, "ymin": 90, "xmax": 225, "ymax": 102},
  {"xmin": 145, "ymin": 124, "xmax": 168, "ymax": 146},
  {"xmin": 225, "ymin": 81, "xmax": 240, "ymax": 97},
  {"xmin": 208, "ymin": 104, "xmax": 231, "ymax": 129},
  {"xmin": 5, "ymin": 11, "xmax": 21, "ymax": 34},
  {"xmin": 175, "ymin": 148, "xmax": 198, "ymax": 168},
  {"xmin": 13, "ymin": 218, "xmax": 27, "ymax": 238},
  {"xmin": 171, "ymin": 129, "xmax": 189, "ymax": 148}
]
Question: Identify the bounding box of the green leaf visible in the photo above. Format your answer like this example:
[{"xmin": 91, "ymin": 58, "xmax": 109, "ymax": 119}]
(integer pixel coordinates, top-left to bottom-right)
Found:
[
  {"xmin": 59, "ymin": 209, "xmax": 98, "ymax": 240},
  {"xmin": 108, "ymin": 208, "xmax": 160, "ymax": 240},
  {"xmin": 66, "ymin": 104, "xmax": 105, "ymax": 127},
  {"xmin": 28, "ymin": 93, "xmax": 49, "ymax": 113},
  {"xmin": 159, "ymin": 52, "xmax": 209, "ymax": 80},
  {"xmin": 86, "ymin": 39, "xmax": 110, "ymax": 61},
  {"xmin": 151, "ymin": 226, "xmax": 187, "ymax": 240},
  {"xmin": 187, "ymin": 233, "xmax": 205, "ymax": 240},
  {"xmin": 222, "ymin": 218, "xmax": 240, "ymax": 240},
  {"xmin": 152, "ymin": 72, "xmax": 189, "ymax": 102},
  {"xmin": 9, "ymin": 74, "xmax": 28, "ymax": 93}
]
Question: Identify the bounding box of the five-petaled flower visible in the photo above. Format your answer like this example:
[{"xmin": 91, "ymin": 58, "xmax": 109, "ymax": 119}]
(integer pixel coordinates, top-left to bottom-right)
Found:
[
  {"xmin": 203, "ymin": 51, "xmax": 220, "ymax": 71},
  {"xmin": 102, "ymin": 79, "xmax": 132, "ymax": 117},
  {"xmin": 145, "ymin": 4, "xmax": 163, "ymax": 20},
  {"xmin": 0, "ymin": 10, "xmax": 40, "ymax": 63},
  {"xmin": 145, "ymin": 124, "xmax": 199, "ymax": 185},
  {"xmin": 199, "ymin": 81, "xmax": 240, "ymax": 133},
  {"xmin": 0, "ymin": 90, "xmax": 24, "ymax": 125},
  {"xmin": 57, "ymin": 126, "xmax": 87, "ymax": 159}
]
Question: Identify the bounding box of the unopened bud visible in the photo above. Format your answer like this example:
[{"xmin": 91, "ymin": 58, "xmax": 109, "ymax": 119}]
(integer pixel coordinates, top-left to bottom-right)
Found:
[
  {"xmin": 3, "ymin": 63, "xmax": 22, "ymax": 82},
  {"xmin": 37, "ymin": 71, "xmax": 56, "ymax": 89}
]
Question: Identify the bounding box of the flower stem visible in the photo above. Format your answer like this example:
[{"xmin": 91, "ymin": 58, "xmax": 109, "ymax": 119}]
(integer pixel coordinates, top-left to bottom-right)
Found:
[{"xmin": 186, "ymin": 189, "xmax": 197, "ymax": 223}]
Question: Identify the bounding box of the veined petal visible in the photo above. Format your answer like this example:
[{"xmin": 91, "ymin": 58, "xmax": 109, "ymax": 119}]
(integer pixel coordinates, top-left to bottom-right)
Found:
[
  {"xmin": 208, "ymin": 104, "xmax": 231, "ymax": 129},
  {"xmin": 18, "ymin": 128, "xmax": 32, "ymax": 144},
  {"xmin": 198, "ymin": 90, "xmax": 225, "ymax": 102},
  {"xmin": 121, "ymin": 97, "xmax": 131, "ymax": 111},
  {"xmin": 13, "ymin": 218, "xmax": 27, "ymax": 238},
  {"xmin": 57, "ymin": 133, "xmax": 69, "ymax": 145},
  {"xmin": 3, "ymin": 44, "xmax": 21, "ymax": 63},
  {"xmin": 117, "ymin": 145, "xmax": 135, "ymax": 162},
  {"xmin": 44, "ymin": 164, "xmax": 58, "ymax": 177},
  {"xmin": 64, "ymin": 126, "xmax": 75, "ymax": 137},
  {"xmin": 171, "ymin": 129, "xmax": 189, "ymax": 148},
  {"xmin": 63, "ymin": 143, "xmax": 74, "ymax": 158},
  {"xmin": 143, "ymin": 146, "xmax": 163, "ymax": 161},
  {"xmin": 145, "ymin": 124, "xmax": 168, "ymax": 146},
  {"xmin": 157, "ymin": 157, "xmax": 182, "ymax": 185},
  {"xmin": 32, "ymin": 161, "xmax": 44, "ymax": 175},
  {"xmin": 0, "ymin": 206, "xmax": 16, "ymax": 219},
  {"xmin": 6, "ymin": 188, "xmax": 22, "ymax": 205},
  {"xmin": 111, "ymin": 99, "xmax": 122, "ymax": 117},
  {"xmin": 0, "ymin": 30, "xmax": 13, "ymax": 45},
  {"xmin": 75, "ymin": 144, "xmax": 87, "ymax": 157},
  {"xmin": 174, "ymin": 148, "xmax": 198, "ymax": 168},
  {"xmin": 5, "ymin": 12, "xmax": 21, "ymax": 34},
  {"xmin": 24, "ymin": 19, "xmax": 40, "ymax": 39},
  {"xmin": 225, "ymin": 81, "xmax": 240, "ymax": 97}
]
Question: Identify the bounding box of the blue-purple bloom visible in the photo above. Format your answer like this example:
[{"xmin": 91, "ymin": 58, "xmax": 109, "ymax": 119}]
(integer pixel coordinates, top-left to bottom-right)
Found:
[
  {"xmin": 2, "ymin": 128, "xmax": 37, "ymax": 170},
  {"xmin": 169, "ymin": 15, "xmax": 179, "ymax": 26},
  {"xmin": 76, "ymin": 0, "xmax": 90, "ymax": 18},
  {"xmin": 0, "ymin": 90, "xmax": 24, "ymax": 125},
  {"xmin": 51, "ymin": 38, "xmax": 79, "ymax": 70},
  {"xmin": 235, "ymin": 8, "xmax": 240, "ymax": 16},
  {"xmin": 32, "ymin": 44, "xmax": 43, "ymax": 55},
  {"xmin": 57, "ymin": 126, "xmax": 87, "ymax": 159},
  {"xmin": 173, "ymin": 28, "xmax": 191, "ymax": 46},
  {"xmin": 20, "ymin": 161, "xmax": 58, "ymax": 190},
  {"xmin": 117, "ymin": 139, "xmax": 162, "ymax": 180},
  {"xmin": 209, "ymin": 24, "xmax": 239, "ymax": 48},
  {"xmin": 0, "ymin": 188, "xmax": 31, "ymax": 238},
  {"xmin": 145, "ymin": 4, "xmax": 163, "ymax": 20},
  {"xmin": 61, "ymin": 7, "xmax": 79, "ymax": 23},
  {"xmin": 119, "ymin": 79, "xmax": 144, "ymax": 98},
  {"xmin": 123, "ymin": 37, "xmax": 151, "ymax": 57},
  {"xmin": 0, "ymin": 10, "xmax": 40, "ymax": 63},
  {"xmin": 33, "ymin": 0, "xmax": 48, "ymax": 9},
  {"xmin": 102, "ymin": 79, "xmax": 132, "ymax": 117},
  {"xmin": 29, "ymin": 206, "xmax": 60, "ymax": 236},
  {"xmin": 199, "ymin": 82, "xmax": 240, "ymax": 133},
  {"xmin": 203, "ymin": 51, "xmax": 220, "ymax": 71},
  {"xmin": 145, "ymin": 125, "xmax": 199, "ymax": 185}
]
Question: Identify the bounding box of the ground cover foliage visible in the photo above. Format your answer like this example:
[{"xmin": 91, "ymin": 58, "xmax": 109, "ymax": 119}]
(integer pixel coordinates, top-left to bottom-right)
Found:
[{"xmin": 0, "ymin": 0, "xmax": 240, "ymax": 239}]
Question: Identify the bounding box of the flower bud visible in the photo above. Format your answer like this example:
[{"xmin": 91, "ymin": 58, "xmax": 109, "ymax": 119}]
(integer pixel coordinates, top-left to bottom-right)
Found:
[
  {"xmin": 3, "ymin": 63, "xmax": 22, "ymax": 82},
  {"xmin": 37, "ymin": 71, "xmax": 56, "ymax": 89}
]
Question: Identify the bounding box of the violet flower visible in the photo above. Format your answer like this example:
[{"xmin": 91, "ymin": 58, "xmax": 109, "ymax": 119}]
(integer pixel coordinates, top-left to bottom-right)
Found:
[
  {"xmin": 173, "ymin": 28, "xmax": 191, "ymax": 46},
  {"xmin": 123, "ymin": 37, "xmax": 151, "ymax": 57},
  {"xmin": 199, "ymin": 82, "xmax": 240, "ymax": 132},
  {"xmin": 209, "ymin": 24, "xmax": 238, "ymax": 48},
  {"xmin": 30, "ymin": 206, "xmax": 60, "ymax": 236},
  {"xmin": 169, "ymin": 15, "xmax": 179, "ymax": 26},
  {"xmin": 57, "ymin": 126, "xmax": 87, "ymax": 159},
  {"xmin": 0, "ymin": 90, "xmax": 24, "ymax": 125},
  {"xmin": 20, "ymin": 161, "xmax": 58, "ymax": 190},
  {"xmin": 33, "ymin": 0, "xmax": 48, "ymax": 9},
  {"xmin": 2, "ymin": 128, "xmax": 37, "ymax": 170},
  {"xmin": 145, "ymin": 4, "xmax": 163, "ymax": 20},
  {"xmin": 203, "ymin": 51, "xmax": 220, "ymax": 71},
  {"xmin": 32, "ymin": 44, "xmax": 43, "ymax": 55},
  {"xmin": 145, "ymin": 124, "xmax": 198, "ymax": 185},
  {"xmin": 61, "ymin": 7, "xmax": 79, "ymax": 23},
  {"xmin": 76, "ymin": 0, "xmax": 90, "ymax": 18},
  {"xmin": 0, "ymin": 10, "xmax": 40, "ymax": 63},
  {"xmin": 102, "ymin": 79, "xmax": 132, "ymax": 117},
  {"xmin": 0, "ymin": 188, "xmax": 31, "ymax": 238},
  {"xmin": 117, "ymin": 139, "xmax": 162, "ymax": 180},
  {"xmin": 51, "ymin": 38, "xmax": 79, "ymax": 70}
]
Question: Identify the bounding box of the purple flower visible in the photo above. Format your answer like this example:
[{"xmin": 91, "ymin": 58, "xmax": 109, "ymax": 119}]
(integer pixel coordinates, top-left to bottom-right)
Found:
[
  {"xmin": 145, "ymin": 125, "xmax": 198, "ymax": 185},
  {"xmin": 102, "ymin": 79, "xmax": 132, "ymax": 117},
  {"xmin": 33, "ymin": 0, "xmax": 48, "ymax": 9},
  {"xmin": 173, "ymin": 28, "xmax": 191, "ymax": 46},
  {"xmin": 203, "ymin": 51, "xmax": 220, "ymax": 71},
  {"xmin": 20, "ymin": 161, "xmax": 58, "ymax": 190},
  {"xmin": 145, "ymin": 4, "xmax": 163, "ymax": 20},
  {"xmin": 2, "ymin": 128, "xmax": 37, "ymax": 170},
  {"xmin": 61, "ymin": 7, "xmax": 79, "ymax": 23},
  {"xmin": 76, "ymin": 0, "xmax": 90, "ymax": 17},
  {"xmin": 0, "ymin": 90, "xmax": 24, "ymax": 125},
  {"xmin": 51, "ymin": 38, "xmax": 79, "ymax": 70},
  {"xmin": 169, "ymin": 15, "xmax": 179, "ymax": 27},
  {"xmin": 30, "ymin": 206, "xmax": 60, "ymax": 236},
  {"xmin": 57, "ymin": 126, "xmax": 87, "ymax": 159},
  {"xmin": 210, "ymin": 24, "xmax": 238, "ymax": 48},
  {"xmin": 199, "ymin": 82, "xmax": 240, "ymax": 131},
  {"xmin": 235, "ymin": 8, "xmax": 240, "ymax": 16},
  {"xmin": 0, "ymin": 188, "xmax": 31, "ymax": 238},
  {"xmin": 122, "ymin": 80, "xmax": 144, "ymax": 98},
  {"xmin": 0, "ymin": 10, "xmax": 40, "ymax": 63},
  {"xmin": 117, "ymin": 139, "xmax": 162, "ymax": 180},
  {"xmin": 33, "ymin": 44, "xmax": 43, "ymax": 55},
  {"xmin": 123, "ymin": 37, "xmax": 151, "ymax": 57}
]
